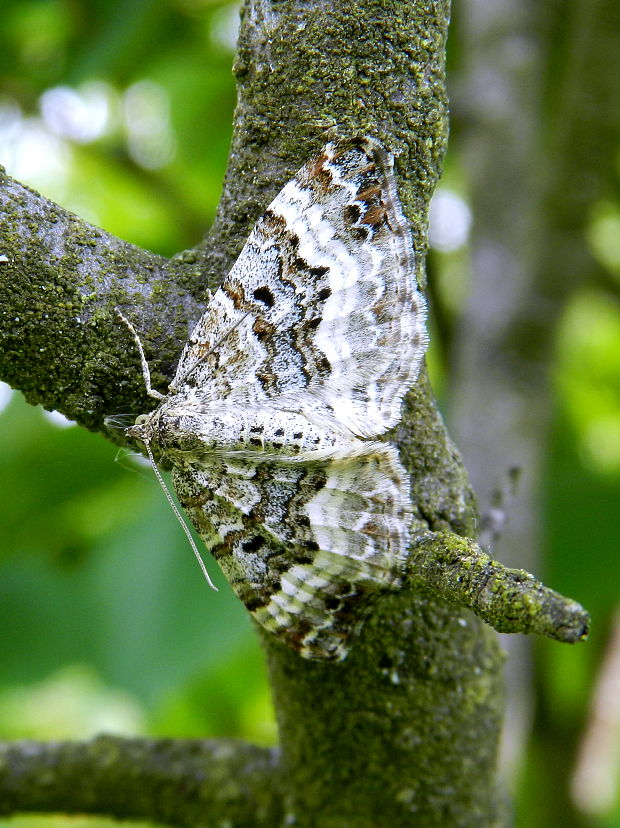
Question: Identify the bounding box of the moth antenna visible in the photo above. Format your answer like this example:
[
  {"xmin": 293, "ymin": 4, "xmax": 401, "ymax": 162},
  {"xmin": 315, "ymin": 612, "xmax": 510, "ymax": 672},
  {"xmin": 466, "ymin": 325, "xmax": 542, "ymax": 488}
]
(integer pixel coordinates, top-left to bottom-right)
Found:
[
  {"xmin": 115, "ymin": 308, "xmax": 166, "ymax": 401},
  {"xmin": 143, "ymin": 440, "xmax": 218, "ymax": 592},
  {"xmin": 173, "ymin": 309, "xmax": 252, "ymax": 389}
]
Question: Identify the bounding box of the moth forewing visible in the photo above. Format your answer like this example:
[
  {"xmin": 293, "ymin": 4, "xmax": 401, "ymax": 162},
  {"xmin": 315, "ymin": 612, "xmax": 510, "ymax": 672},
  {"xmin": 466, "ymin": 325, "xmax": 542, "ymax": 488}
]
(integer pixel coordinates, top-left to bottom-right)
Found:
[{"xmin": 124, "ymin": 137, "xmax": 427, "ymax": 660}]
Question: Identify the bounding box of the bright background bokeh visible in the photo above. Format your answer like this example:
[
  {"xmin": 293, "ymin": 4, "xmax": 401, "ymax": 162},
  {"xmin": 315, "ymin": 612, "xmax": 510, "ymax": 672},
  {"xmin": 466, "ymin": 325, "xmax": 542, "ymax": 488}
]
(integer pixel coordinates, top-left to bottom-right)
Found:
[{"xmin": 0, "ymin": 2, "xmax": 619, "ymax": 827}]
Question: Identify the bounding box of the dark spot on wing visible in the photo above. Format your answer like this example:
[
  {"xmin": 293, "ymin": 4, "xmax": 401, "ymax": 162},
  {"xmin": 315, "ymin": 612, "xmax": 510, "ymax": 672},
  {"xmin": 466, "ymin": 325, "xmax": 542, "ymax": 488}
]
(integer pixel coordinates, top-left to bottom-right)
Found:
[
  {"xmin": 256, "ymin": 369, "xmax": 277, "ymax": 388},
  {"xmin": 350, "ymin": 226, "xmax": 370, "ymax": 241},
  {"xmin": 244, "ymin": 593, "xmax": 267, "ymax": 612},
  {"xmin": 296, "ymin": 553, "xmax": 314, "ymax": 565},
  {"xmin": 192, "ymin": 339, "xmax": 214, "ymax": 357},
  {"xmin": 361, "ymin": 519, "xmax": 381, "ymax": 537},
  {"xmin": 344, "ymin": 203, "xmax": 362, "ymax": 224},
  {"xmin": 357, "ymin": 184, "xmax": 382, "ymax": 203},
  {"xmin": 253, "ymin": 318, "xmax": 275, "ymax": 342},
  {"xmin": 242, "ymin": 535, "xmax": 266, "ymax": 552},
  {"xmin": 318, "ymin": 287, "xmax": 331, "ymax": 301},
  {"xmin": 306, "ymin": 153, "xmax": 333, "ymax": 190},
  {"xmin": 317, "ymin": 356, "xmax": 331, "ymax": 374},
  {"xmin": 253, "ymin": 286, "xmax": 275, "ymax": 307},
  {"xmin": 263, "ymin": 209, "xmax": 288, "ymax": 231},
  {"xmin": 309, "ymin": 265, "xmax": 329, "ymax": 277},
  {"xmin": 223, "ymin": 278, "xmax": 246, "ymax": 308},
  {"xmin": 362, "ymin": 205, "xmax": 387, "ymax": 227}
]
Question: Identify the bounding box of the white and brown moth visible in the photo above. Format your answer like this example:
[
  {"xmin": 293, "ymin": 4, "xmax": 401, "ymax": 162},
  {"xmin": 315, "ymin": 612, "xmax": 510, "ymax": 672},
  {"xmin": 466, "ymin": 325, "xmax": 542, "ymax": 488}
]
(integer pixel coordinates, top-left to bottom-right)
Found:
[{"xmin": 124, "ymin": 137, "xmax": 428, "ymax": 661}]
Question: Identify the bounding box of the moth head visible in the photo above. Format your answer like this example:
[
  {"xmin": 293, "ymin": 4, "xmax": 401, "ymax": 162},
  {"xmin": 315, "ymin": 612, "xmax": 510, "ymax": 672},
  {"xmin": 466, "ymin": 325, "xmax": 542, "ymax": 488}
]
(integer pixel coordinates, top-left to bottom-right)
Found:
[{"xmin": 126, "ymin": 412, "xmax": 151, "ymax": 440}]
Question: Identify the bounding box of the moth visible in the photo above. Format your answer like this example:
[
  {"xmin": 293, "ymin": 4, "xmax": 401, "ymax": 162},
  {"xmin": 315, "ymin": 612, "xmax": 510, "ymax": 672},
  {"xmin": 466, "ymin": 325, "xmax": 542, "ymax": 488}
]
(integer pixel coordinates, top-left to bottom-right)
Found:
[{"xmin": 124, "ymin": 137, "xmax": 428, "ymax": 661}]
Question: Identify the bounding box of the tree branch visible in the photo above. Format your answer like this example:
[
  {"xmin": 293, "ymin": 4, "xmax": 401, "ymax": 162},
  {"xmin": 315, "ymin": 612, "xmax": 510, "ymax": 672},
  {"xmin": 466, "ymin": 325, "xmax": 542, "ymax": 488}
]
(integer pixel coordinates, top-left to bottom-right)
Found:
[
  {"xmin": 0, "ymin": 735, "xmax": 282, "ymax": 827},
  {"xmin": 0, "ymin": 171, "xmax": 206, "ymax": 433},
  {"xmin": 408, "ymin": 531, "xmax": 590, "ymax": 643}
]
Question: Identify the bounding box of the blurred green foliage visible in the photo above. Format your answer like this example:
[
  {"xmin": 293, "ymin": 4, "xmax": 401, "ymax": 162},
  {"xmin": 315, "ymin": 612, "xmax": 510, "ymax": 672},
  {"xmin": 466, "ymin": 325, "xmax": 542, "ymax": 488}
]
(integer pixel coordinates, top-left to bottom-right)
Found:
[{"xmin": 1, "ymin": 1, "xmax": 620, "ymax": 827}]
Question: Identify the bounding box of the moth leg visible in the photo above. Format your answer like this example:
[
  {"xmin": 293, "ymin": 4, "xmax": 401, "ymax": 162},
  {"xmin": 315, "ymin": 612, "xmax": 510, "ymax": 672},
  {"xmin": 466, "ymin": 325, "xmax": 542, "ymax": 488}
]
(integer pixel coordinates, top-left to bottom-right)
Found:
[{"xmin": 115, "ymin": 308, "xmax": 166, "ymax": 401}]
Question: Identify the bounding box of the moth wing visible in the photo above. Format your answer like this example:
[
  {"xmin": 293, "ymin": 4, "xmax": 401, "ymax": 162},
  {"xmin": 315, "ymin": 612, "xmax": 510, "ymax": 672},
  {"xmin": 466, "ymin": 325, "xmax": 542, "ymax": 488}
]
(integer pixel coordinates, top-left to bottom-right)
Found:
[
  {"xmin": 171, "ymin": 445, "xmax": 411, "ymax": 661},
  {"xmin": 172, "ymin": 137, "xmax": 427, "ymax": 438}
]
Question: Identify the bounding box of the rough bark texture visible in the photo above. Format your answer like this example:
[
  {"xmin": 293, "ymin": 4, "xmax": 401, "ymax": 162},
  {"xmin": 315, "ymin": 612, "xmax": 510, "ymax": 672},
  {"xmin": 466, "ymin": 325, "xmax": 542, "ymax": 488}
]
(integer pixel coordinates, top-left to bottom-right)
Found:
[
  {"xmin": 0, "ymin": 737, "xmax": 283, "ymax": 827},
  {"xmin": 0, "ymin": 173, "xmax": 207, "ymax": 435},
  {"xmin": 407, "ymin": 533, "xmax": 588, "ymax": 643},
  {"xmin": 0, "ymin": 0, "xmax": 588, "ymax": 825}
]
